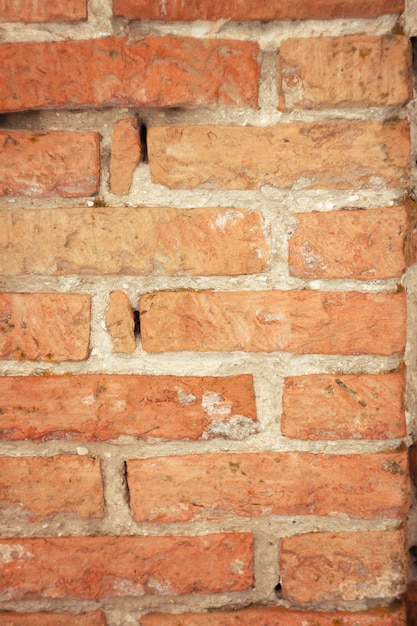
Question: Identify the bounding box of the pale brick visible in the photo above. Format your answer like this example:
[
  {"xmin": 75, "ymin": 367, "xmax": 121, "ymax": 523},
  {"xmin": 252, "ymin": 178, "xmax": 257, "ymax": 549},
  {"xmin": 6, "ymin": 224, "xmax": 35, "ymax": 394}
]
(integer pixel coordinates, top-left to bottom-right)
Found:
[
  {"xmin": 0, "ymin": 0, "xmax": 87, "ymax": 22},
  {"xmin": 110, "ymin": 118, "xmax": 142, "ymax": 195}
]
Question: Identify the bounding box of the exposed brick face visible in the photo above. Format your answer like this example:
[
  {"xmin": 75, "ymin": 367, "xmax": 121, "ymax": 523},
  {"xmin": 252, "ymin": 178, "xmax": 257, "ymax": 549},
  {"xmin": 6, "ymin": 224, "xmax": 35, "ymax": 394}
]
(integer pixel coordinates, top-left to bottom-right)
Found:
[
  {"xmin": 105, "ymin": 290, "xmax": 136, "ymax": 353},
  {"xmin": 110, "ymin": 118, "xmax": 143, "ymax": 195},
  {"xmin": 0, "ymin": 0, "xmax": 87, "ymax": 22}
]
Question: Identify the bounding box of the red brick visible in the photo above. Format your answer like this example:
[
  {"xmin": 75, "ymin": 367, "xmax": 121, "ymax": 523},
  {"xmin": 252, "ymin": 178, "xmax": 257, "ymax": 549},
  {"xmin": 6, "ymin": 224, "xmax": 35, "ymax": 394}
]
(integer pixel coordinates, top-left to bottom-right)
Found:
[
  {"xmin": 0, "ymin": 0, "xmax": 86, "ymax": 22},
  {"xmin": 0, "ymin": 207, "xmax": 269, "ymax": 276},
  {"xmin": 0, "ymin": 456, "xmax": 103, "ymax": 522},
  {"xmin": 0, "ymin": 613, "xmax": 106, "ymax": 626},
  {"xmin": 281, "ymin": 372, "xmax": 406, "ymax": 440},
  {"xmin": 280, "ymin": 529, "xmax": 408, "ymax": 603},
  {"xmin": 148, "ymin": 121, "xmax": 409, "ymax": 190},
  {"xmin": 0, "ymin": 293, "xmax": 91, "ymax": 362},
  {"xmin": 141, "ymin": 605, "xmax": 407, "ymax": 625},
  {"xmin": 0, "ymin": 131, "xmax": 100, "ymax": 198},
  {"xmin": 0, "ymin": 374, "xmax": 257, "ymax": 441},
  {"xmin": 139, "ymin": 290, "xmax": 406, "ymax": 355},
  {"xmin": 279, "ymin": 35, "xmax": 412, "ymax": 110},
  {"xmin": 110, "ymin": 118, "xmax": 142, "ymax": 195},
  {"xmin": 127, "ymin": 450, "xmax": 408, "ymax": 522},
  {"xmin": 105, "ymin": 291, "xmax": 136, "ymax": 354},
  {"xmin": 288, "ymin": 206, "xmax": 407, "ymax": 279},
  {"xmin": 0, "ymin": 534, "xmax": 253, "ymax": 600},
  {"xmin": 113, "ymin": 0, "xmax": 404, "ymax": 21},
  {"xmin": 0, "ymin": 37, "xmax": 259, "ymax": 113}
]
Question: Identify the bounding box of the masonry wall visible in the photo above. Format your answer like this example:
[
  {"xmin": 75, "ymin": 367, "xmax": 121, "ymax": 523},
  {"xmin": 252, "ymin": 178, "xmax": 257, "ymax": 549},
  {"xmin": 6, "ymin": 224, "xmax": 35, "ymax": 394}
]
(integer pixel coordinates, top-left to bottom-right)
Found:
[{"xmin": 0, "ymin": 1, "xmax": 416, "ymax": 625}]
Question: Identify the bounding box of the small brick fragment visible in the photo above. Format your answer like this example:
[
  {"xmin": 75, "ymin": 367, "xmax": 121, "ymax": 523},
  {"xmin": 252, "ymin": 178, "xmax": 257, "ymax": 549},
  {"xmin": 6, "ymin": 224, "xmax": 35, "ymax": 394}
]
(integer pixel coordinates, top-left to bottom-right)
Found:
[
  {"xmin": 0, "ymin": 131, "xmax": 100, "ymax": 197},
  {"xmin": 127, "ymin": 450, "xmax": 408, "ymax": 522},
  {"xmin": 139, "ymin": 290, "xmax": 406, "ymax": 355},
  {"xmin": 110, "ymin": 118, "xmax": 142, "ymax": 195},
  {"xmin": 280, "ymin": 529, "xmax": 408, "ymax": 603},
  {"xmin": 279, "ymin": 35, "xmax": 412, "ymax": 110},
  {"xmin": 288, "ymin": 206, "xmax": 407, "ymax": 279},
  {"xmin": 406, "ymin": 582, "xmax": 417, "ymax": 625},
  {"xmin": 0, "ymin": 612, "xmax": 106, "ymax": 626},
  {"xmin": 105, "ymin": 291, "xmax": 136, "ymax": 354},
  {"xmin": 148, "ymin": 121, "xmax": 409, "ymax": 190},
  {"xmin": 282, "ymin": 372, "xmax": 405, "ymax": 440},
  {"xmin": 0, "ymin": 292, "xmax": 91, "ymax": 362},
  {"xmin": 0, "ymin": 534, "xmax": 253, "ymax": 600},
  {"xmin": 0, "ymin": 0, "xmax": 87, "ymax": 22}
]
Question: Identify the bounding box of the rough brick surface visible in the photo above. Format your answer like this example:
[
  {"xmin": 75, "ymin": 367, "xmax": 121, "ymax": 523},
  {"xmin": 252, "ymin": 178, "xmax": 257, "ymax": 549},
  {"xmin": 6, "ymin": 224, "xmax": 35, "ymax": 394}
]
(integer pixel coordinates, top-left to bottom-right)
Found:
[
  {"xmin": 288, "ymin": 206, "xmax": 407, "ymax": 279},
  {"xmin": 0, "ymin": 534, "xmax": 253, "ymax": 600},
  {"xmin": 105, "ymin": 290, "xmax": 136, "ymax": 354},
  {"xmin": 148, "ymin": 121, "xmax": 409, "ymax": 190},
  {"xmin": 0, "ymin": 374, "xmax": 257, "ymax": 441},
  {"xmin": 280, "ymin": 529, "xmax": 408, "ymax": 603},
  {"xmin": 141, "ymin": 606, "xmax": 408, "ymax": 625},
  {"xmin": 0, "ymin": 207, "xmax": 269, "ymax": 276},
  {"xmin": 0, "ymin": 293, "xmax": 91, "ymax": 361},
  {"xmin": 139, "ymin": 290, "xmax": 406, "ymax": 355},
  {"xmin": 110, "ymin": 118, "xmax": 143, "ymax": 195},
  {"xmin": 279, "ymin": 35, "xmax": 411, "ymax": 110},
  {"xmin": 112, "ymin": 0, "xmax": 404, "ymax": 21},
  {"xmin": 0, "ymin": 131, "xmax": 100, "ymax": 197},
  {"xmin": 0, "ymin": 456, "xmax": 104, "ymax": 522},
  {"xmin": 0, "ymin": 613, "xmax": 106, "ymax": 626},
  {"xmin": 0, "ymin": 37, "xmax": 259, "ymax": 113},
  {"xmin": 127, "ymin": 450, "xmax": 408, "ymax": 522},
  {"xmin": 281, "ymin": 373, "xmax": 406, "ymax": 440},
  {"xmin": 0, "ymin": 0, "xmax": 87, "ymax": 22}
]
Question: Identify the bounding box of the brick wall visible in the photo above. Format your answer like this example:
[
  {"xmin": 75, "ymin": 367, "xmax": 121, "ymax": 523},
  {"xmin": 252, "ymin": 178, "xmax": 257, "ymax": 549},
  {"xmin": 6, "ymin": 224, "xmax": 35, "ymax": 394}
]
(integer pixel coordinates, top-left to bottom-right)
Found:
[{"xmin": 0, "ymin": 1, "xmax": 415, "ymax": 625}]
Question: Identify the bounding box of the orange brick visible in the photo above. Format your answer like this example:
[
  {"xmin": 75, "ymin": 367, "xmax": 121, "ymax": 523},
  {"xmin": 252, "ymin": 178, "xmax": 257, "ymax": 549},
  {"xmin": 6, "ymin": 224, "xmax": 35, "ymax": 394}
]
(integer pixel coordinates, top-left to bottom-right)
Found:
[
  {"xmin": 281, "ymin": 373, "xmax": 406, "ymax": 440},
  {"xmin": 0, "ymin": 456, "xmax": 103, "ymax": 522},
  {"xmin": 127, "ymin": 450, "xmax": 408, "ymax": 522},
  {"xmin": 0, "ymin": 293, "xmax": 91, "ymax": 362},
  {"xmin": 113, "ymin": 0, "xmax": 404, "ymax": 20},
  {"xmin": 0, "ymin": 0, "xmax": 87, "ymax": 22},
  {"xmin": 288, "ymin": 206, "xmax": 407, "ymax": 279},
  {"xmin": 0, "ymin": 207, "xmax": 269, "ymax": 276},
  {"xmin": 148, "ymin": 121, "xmax": 409, "ymax": 190},
  {"xmin": 0, "ymin": 613, "xmax": 106, "ymax": 626},
  {"xmin": 279, "ymin": 35, "xmax": 412, "ymax": 110},
  {"xmin": 141, "ymin": 605, "xmax": 407, "ymax": 625},
  {"xmin": 0, "ymin": 131, "xmax": 100, "ymax": 198},
  {"xmin": 280, "ymin": 529, "xmax": 408, "ymax": 603},
  {"xmin": 0, "ymin": 534, "xmax": 253, "ymax": 600},
  {"xmin": 110, "ymin": 118, "xmax": 143, "ymax": 195},
  {"xmin": 0, "ymin": 374, "xmax": 257, "ymax": 441},
  {"xmin": 0, "ymin": 37, "xmax": 259, "ymax": 113},
  {"xmin": 105, "ymin": 291, "xmax": 136, "ymax": 354},
  {"xmin": 139, "ymin": 290, "xmax": 406, "ymax": 355}
]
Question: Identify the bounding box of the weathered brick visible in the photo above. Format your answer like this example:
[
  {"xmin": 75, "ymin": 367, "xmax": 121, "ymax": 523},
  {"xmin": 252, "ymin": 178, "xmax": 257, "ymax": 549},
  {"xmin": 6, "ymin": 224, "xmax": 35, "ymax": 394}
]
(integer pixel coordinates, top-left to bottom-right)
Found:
[
  {"xmin": 127, "ymin": 450, "xmax": 408, "ymax": 522},
  {"xmin": 0, "ymin": 612, "xmax": 106, "ymax": 626},
  {"xmin": 0, "ymin": 37, "xmax": 259, "ymax": 113},
  {"xmin": 0, "ymin": 293, "xmax": 91, "ymax": 361},
  {"xmin": 112, "ymin": 0, "xmax": 404, "ymax": 21},
  {"xmin": 105, "ymin": 291, "xmax": 136, "ymax": 354},
  {"xmin": 0, "ymin": 374, "xmax": 257, "ymax": 441},
  {"xmin": 281, "ymin": 373, "xmax": 406, "ymax": 440},
  {"xmin": 148, "ymin": 121, "xmax": 409, "ymax": 190},
  {"xmin": 139, "ymin": 290, "xmax": 406, "ymax": 355},
  {"xmin": 141, "ymin": 605, "xmax": 407, "ymax": 625},
  {"xmin": 280, "ymin": 529, "xmax": 408, "ymax": 603},
  {"xmin": 406, "ymin": 582, "xmax": 417, "ymax": 625},
  {"xmin": 0, "ymin": 534, "xmax": 253, "ymax": 600},
  {"xmin": 288, "ymin": 206, "xmax": 407, "ymax": 279},
  {"xmin": 279, "ymin": 35, "xmax": 412, "ymax": 110},
  {"xmin": 110, "ymin": 118, "xmax": 143, "ymax": 195},
  {"xmin": 0, "ymin": 131, "xmax": 100, "ymax": 198},
  {"xmin": 0, "ymin": 207, "xmax": 269, "ymax": 276},
  {"xmin": 0, "ymin": 0, "xmax": 86, "ymax": 22}
]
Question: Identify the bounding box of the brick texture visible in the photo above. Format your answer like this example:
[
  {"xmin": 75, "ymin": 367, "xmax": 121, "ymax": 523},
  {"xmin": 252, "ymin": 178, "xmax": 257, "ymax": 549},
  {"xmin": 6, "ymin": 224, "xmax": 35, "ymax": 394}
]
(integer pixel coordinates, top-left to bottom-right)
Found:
[
  {"xmin": 0, "ymin": 456, "xmax": 104, "ymax": 521},
  {"xmin": 105, "ymin": 290, "xmax": 136, "ymax": 354},
  {"xmin": 281, "ymin": 372, "xmax": 406, "ymax": 440},
  {"xmin": 110, "ymin": 118, "xmax": 143, "ymax": 195},
  {"xmin": 0, "ymin": 613, "xmax": 106, "ymax": 626},
  {"xmin": 0, "ymin": 207, "xmax": 268, "ymax": 276},
  {"xmin": 0, "ymin": 534, "xmax": 253, "ymax": 600},
  {"xmin": 0, "ymin": 293, "xmax": 91, "ymax": 361},
  {"xmin": 148, "ymin": 121, "xmax": 410, "ymax": 190},
  {"xmin": 279, "ymin": 35, "xmax": 411, "ymax": 110},
  {"xmin": 112, "ymin": 0, "xmax": 405, "ymax": 21},
  {"xmin": 288, "ymin": 206, "xmax": 407, "ymax": 279},
  {"xmin": 280, "ymin": 529, "xmax": 408, "ymax": 603},
  {"xmin": 0, "ymin": 37, "xmax": 259, "ymax": 113},
  {"xmin": 0, "ymin": 0, "xmax": 87, "ymax": 22},
  {"xmin": 139, "ymin": 290, "xmax": 406, "ymax": 355},
  {"xmin": 0, "ymin": 131, "xmax": 100, "ymax": 197},
  {"xmin": 127, "ymin": 450, "xmax": 408, "ymax": 522},
  {"xmin": 0, "ymin": 374, "xmax": 257, "ymax": 441}
]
